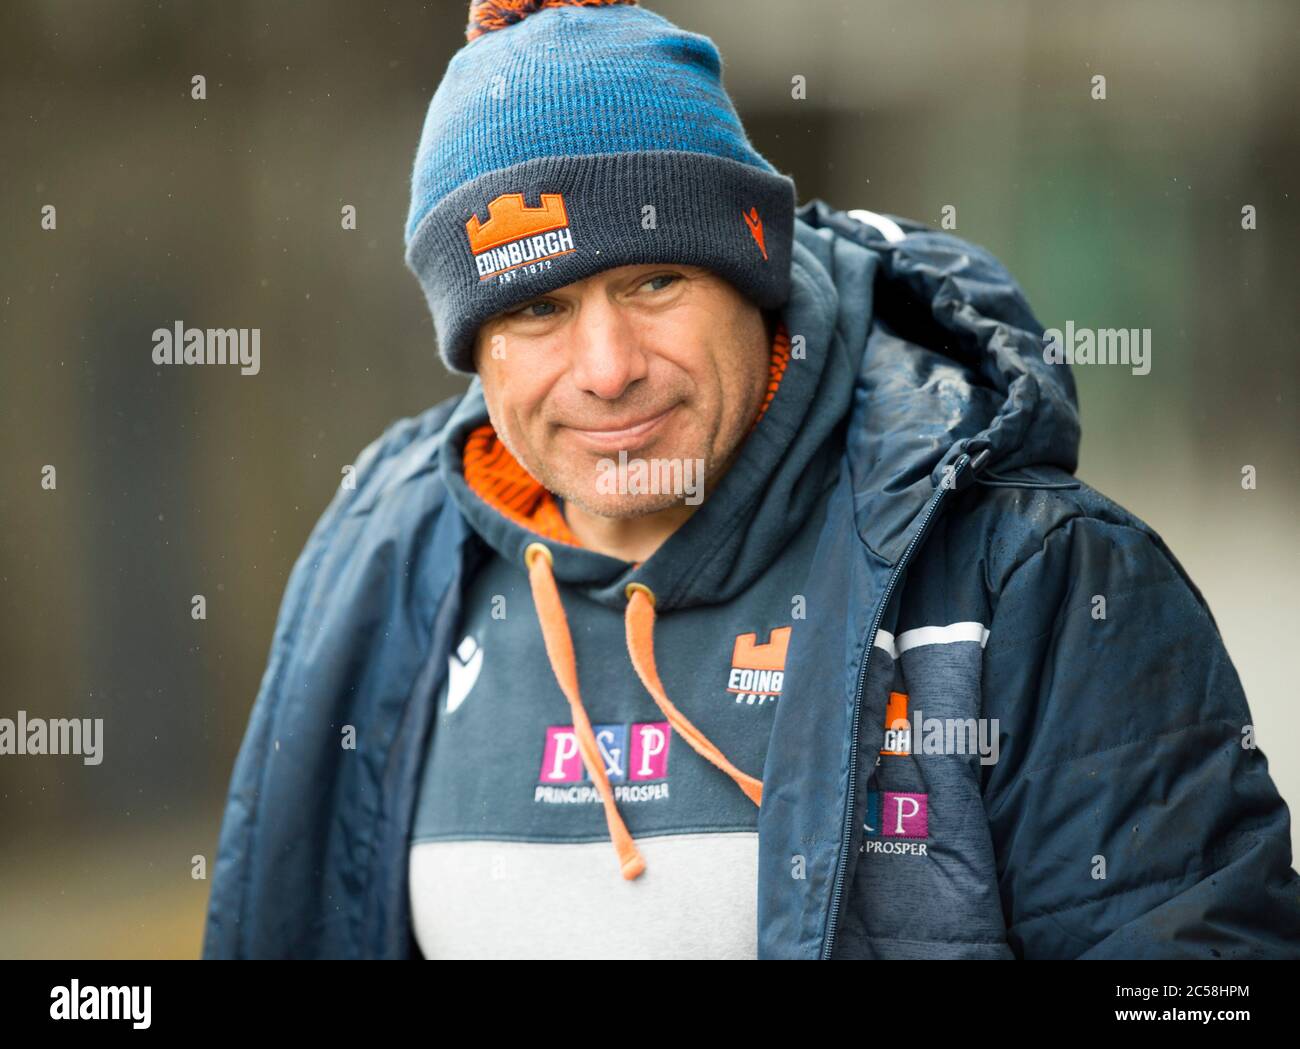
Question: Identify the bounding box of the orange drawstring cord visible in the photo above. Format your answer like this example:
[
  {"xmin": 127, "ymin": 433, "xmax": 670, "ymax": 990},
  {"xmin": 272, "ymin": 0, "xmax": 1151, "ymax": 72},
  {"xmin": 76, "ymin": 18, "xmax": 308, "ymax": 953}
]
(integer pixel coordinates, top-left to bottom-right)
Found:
[
  {"xmin": 525, "ymin": 543, "xmax": 646, "ymax": 880},
  {"xmin": 523, "ymin": 541, "xmax": 763, "ymax": 881},
  {"xmin": 623, "ymin": 583, "xmax": 764, "ymax": 807}
]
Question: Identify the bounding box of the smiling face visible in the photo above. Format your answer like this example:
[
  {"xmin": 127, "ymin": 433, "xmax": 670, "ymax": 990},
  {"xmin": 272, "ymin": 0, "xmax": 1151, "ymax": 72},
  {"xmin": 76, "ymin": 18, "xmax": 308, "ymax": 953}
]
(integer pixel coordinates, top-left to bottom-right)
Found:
[{"xmin": 472, "ymin": 263, "xmax": 771, "ymax": 519}]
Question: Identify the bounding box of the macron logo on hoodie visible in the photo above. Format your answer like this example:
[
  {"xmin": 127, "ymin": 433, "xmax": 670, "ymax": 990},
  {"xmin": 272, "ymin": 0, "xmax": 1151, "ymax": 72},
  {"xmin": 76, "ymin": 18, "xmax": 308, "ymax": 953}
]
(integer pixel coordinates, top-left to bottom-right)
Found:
[{"xmin": 446, "ymin": 635, "xmax": 483, "ymax": 714}]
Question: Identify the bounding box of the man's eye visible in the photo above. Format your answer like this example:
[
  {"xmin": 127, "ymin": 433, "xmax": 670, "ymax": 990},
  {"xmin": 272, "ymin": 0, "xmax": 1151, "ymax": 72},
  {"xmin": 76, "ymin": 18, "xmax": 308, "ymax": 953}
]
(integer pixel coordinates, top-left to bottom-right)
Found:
[
  {"xmin": 641, "ymin": 274, "xmax": 678, "ymax": 292},
  {"xmin": 510, "ymin": 300, "xmax": 555, "ymax": 318}
]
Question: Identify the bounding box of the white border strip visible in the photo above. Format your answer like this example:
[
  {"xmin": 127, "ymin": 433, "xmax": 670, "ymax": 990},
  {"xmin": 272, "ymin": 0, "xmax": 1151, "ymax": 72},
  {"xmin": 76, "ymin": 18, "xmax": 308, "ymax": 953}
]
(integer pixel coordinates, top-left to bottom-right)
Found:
[
  {"xmin": 873, "ymin": 622, "xmax": 989, "ymax": 659},
  {"xmin": 846, "ymin": 208, "xmax": 907, "ymax": 244}
]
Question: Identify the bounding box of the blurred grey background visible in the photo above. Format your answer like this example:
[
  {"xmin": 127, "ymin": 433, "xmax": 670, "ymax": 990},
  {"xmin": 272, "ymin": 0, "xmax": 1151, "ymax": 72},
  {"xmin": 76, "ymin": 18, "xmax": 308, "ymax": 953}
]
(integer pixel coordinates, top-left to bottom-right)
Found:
[{"xmin": 1, "ymin": 0, "xmax": 1296, "ymax": 957}]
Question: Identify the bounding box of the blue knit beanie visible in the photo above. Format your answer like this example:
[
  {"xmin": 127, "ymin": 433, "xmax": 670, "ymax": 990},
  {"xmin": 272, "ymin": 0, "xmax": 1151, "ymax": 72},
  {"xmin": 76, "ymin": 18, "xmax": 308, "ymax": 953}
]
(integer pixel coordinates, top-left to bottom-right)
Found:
[{"xmin": 404, "ymin": 0, "xmax": 797, "ymax": 375}]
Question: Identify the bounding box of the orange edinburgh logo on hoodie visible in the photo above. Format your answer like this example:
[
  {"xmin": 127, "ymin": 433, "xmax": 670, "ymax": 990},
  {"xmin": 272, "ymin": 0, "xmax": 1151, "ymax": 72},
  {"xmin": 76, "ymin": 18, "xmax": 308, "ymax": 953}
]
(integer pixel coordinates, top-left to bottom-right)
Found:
[{"xmin": 727, "ymin": 625, "xmax": 791, "ymax": 706}]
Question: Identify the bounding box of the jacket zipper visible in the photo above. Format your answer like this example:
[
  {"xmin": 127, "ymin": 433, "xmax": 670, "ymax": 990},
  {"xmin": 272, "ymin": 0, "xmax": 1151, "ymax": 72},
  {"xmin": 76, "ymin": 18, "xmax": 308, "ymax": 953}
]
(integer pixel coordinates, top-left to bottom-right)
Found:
[{"xmin": 820, "ymin": 450, "xmax": 976, "ymax": 959}]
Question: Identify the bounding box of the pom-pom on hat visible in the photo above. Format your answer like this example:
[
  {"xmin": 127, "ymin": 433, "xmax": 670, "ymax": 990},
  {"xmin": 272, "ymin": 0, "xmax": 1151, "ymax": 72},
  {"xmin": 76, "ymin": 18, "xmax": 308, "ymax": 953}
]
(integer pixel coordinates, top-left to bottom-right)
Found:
[
  {"xmin": 404, "ymin": 0, "xmax": 797, "ymax": 374},
  {"xmin": 465, "ymin": 0, "xmax": 639, "ymax": 41}
]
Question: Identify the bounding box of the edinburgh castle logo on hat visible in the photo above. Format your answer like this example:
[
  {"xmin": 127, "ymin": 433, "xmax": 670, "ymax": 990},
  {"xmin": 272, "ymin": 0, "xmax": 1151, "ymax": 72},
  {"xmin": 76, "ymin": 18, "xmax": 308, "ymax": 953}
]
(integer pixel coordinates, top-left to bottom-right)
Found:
[
  {"xmin": 466, "ymin": 191, "xmax": 576, "ymax": 282},
  {"xmin": 402, "ymin": 0, "xmax": 797, "ymax": 375}
]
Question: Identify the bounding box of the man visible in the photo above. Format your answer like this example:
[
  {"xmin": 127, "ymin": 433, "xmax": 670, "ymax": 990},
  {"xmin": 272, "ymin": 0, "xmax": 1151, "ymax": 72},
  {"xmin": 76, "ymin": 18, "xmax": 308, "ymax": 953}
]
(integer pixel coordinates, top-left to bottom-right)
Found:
[{"xmin": 202, "ymin": 0, "xmax": 1300, "ymax": 959}]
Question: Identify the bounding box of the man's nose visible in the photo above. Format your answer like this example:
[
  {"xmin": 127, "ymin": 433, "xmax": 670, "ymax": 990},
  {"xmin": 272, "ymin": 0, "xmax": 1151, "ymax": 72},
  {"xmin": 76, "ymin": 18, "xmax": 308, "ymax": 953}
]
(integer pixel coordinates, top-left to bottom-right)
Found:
[{"xmin": 567, "ymin": 299, "xmax": 647, "ymax": 399}]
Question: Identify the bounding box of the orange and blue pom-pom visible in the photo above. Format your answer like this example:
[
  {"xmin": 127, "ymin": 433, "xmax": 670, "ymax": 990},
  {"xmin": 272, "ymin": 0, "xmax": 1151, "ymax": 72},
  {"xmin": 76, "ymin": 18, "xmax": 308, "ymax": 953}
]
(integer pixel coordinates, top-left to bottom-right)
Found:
[{"xmin": 466, "ymin": 0, "xmax": 639, "ymax": 43}]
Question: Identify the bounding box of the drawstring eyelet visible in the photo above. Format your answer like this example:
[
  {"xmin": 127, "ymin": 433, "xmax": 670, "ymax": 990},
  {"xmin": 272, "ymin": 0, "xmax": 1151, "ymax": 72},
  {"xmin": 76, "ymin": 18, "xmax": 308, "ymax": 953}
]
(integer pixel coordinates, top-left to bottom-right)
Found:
[
  {"xmin": 625, "ymin": 581, "xmax": 655, "ymax": 607},
  {"xmin": 524, "ymin": 541, "xmax": 553, "ymax": 569}
]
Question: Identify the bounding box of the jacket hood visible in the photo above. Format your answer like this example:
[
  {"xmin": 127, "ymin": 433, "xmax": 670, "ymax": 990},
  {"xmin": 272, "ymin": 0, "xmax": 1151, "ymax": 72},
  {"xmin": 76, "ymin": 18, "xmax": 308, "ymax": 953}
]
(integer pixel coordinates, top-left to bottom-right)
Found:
[
  {"xmin": 436, "ymin": 211, "xmax": 880, "ymax": 612},
  {"xmin": 805, "ymin": 203, "xmax": 1081, "ymax": 563}
]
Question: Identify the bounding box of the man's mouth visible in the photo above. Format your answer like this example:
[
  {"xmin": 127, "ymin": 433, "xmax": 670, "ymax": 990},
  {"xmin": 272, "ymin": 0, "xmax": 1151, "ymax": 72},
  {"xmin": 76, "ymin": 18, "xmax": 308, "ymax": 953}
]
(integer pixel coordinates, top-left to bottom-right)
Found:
[{"xmin": 561, "ymin": 405, "xmax": 678, "ymax": 452}]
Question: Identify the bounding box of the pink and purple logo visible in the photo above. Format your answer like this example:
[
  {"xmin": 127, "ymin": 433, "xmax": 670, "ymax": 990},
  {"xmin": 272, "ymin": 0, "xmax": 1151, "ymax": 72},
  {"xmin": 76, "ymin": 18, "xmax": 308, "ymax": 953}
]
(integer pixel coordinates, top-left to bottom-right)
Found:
[
  {"xmin": 539, "ymin": 721, "xmax": 671, "ymax": 784},
  {"xmin": 864, "ymin": 790, "xmax": 929, "ymax": 839}
]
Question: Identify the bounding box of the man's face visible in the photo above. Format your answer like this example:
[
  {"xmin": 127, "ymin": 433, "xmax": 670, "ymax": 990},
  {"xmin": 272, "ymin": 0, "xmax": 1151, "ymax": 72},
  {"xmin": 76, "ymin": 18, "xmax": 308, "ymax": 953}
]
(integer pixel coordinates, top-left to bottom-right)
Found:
[{"xmin": 472, "ymin": 263, "xmax": 771, "ymax": 518}]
